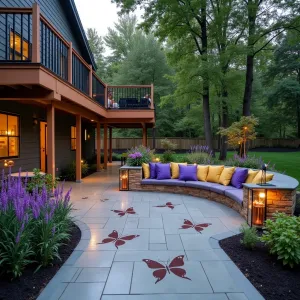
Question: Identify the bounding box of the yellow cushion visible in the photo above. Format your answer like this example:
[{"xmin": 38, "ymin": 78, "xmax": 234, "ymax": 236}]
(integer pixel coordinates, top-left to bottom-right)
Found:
[
  {"xmin": 197, "ymin": 165, "xmax": 209, "ymax": 181},
  {"xmin": 171, "ymin": 162, "xmax": 187, "ymax": 179},
  {"xmin": 142, "ymin": 163, "xmax": 150, "ymax": 179},
  {"xmin": 252, "ymin": 170, "xmax": 274, "ymax": 184},
  {"xmin": 206, "ymin": 165, "xmax": 225, "ymax": 183},
  {"xmin": 246, "ymin": 169, "xmax": 260, "ymax": 183},
  {"xmin": 219, "ymin": 167, "xmax": 236, "ymax": 186}
]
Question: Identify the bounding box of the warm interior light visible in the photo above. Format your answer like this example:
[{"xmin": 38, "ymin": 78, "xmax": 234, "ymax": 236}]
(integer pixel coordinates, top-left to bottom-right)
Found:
[
  {"xmin": 91, "ymin": 119, "xmax": 94, "ymax": 122},
  {"xmin": 259, "ymin": 192, "xmax": 266, "ymax": 199}
]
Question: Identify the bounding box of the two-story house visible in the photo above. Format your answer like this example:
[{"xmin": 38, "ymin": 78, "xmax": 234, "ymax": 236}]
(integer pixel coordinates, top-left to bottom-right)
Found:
[{"xmin": 0, "ymin": 0, "xmax": 155, "ymax": 181}]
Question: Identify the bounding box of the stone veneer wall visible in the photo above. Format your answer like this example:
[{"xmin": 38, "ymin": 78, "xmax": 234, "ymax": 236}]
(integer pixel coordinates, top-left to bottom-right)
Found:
[
  {"xmin": 128, "ymin": 168, "xmax": 242, "ymax": 215},
  {"xmin": 242, "ymin": 187, "xmax": 296, "ymax": 220}
]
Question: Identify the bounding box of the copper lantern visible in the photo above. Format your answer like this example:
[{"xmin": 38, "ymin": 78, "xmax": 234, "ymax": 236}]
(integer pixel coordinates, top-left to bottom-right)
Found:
[
  {"xmin": 119, "ymin": 169, "xmax": 129, "ymax": 191},
  {"xmin": 247, "ymin": 188, "xmax": 267, "ymax": 228}
]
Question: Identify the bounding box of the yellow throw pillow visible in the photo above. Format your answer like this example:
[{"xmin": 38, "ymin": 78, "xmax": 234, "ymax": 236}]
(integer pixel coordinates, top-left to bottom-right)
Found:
[
  {"xmin": 171, "ymin": 162, "xmax": 187, "ymax": 179},
  {"xmin": 219, "ymin": 167, "xmax": 236, "ymax": 186},
  {"xmin": 246, "ymin": 169, "xmax": 259, "ymax": 183},
  {"xmin": 197, "ymin": 165, "xmax": 209, "ymax": 181},
  {"xmin": 252, "ymin": 170, "xmax": 274, "ymax": 184},
  {"xmin": 206, "ymin": 165, "xmax": 225, "ymax": 183},
  {"xmin": 142, "ymin": 163, "xmax": 150, "ymax": 179}
]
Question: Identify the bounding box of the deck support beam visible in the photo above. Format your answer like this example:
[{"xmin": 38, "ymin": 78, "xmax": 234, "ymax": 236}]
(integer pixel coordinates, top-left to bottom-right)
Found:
[
  {"xmin": 96, "ymin": 122, "xmax": 101, "ymax": 171},
  {"xmin": 103, "ymin": 124, "xmax": 108, "ymax": 169},
  {"xmin": 109, "ymin": 127, "xmax": 113, "ymax": 163},
  {"xmin": 32, "ymin": 3, "xmax": 40, "ymax": 63},
  {"xmin": 46, "ymin": 103, "xmax": 55, "ymax": 179},
  {"xmin": 76, "ymin": 114, "xmax": 82, "ymax": 182}
]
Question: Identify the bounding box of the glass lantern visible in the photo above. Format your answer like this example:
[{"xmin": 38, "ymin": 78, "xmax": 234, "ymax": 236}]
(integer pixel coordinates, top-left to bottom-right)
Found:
[
  {"xmin": 119, "ymin": 169, "xmax": 129, "ymax": 191},
  {"xmin": 247, "ymin": 188, "xmax": 267, "ymax": 228}
]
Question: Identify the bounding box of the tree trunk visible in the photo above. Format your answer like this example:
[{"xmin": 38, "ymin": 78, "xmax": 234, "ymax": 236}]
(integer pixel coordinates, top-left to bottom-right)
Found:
[
  {"xmin": 242, "ymin": 0, "xmax": 258, "ymax": 116},
  {"xmin": 219, "ymin": 88, "xmax": 228, "ymax": 160},
  {"xmin": 243, "ymin": 54, "xmax": 254, "ymax": 116},
  {"xmin": 297, "ymin": 99, "xmax": 300, "ymax": 138},
  {"xmin": 201, "ymin": 4, "xmax": 214, "ymax": 156}
]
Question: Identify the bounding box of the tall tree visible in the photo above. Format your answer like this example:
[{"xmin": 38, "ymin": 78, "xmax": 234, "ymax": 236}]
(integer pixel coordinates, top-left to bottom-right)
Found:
[
  {"xmin": 86, "ymin": 28, "xmax": 106, "ymax": 78},
  {"xmin": 241, "ymin": 0, "xmax": 300, "ymax": 116}
]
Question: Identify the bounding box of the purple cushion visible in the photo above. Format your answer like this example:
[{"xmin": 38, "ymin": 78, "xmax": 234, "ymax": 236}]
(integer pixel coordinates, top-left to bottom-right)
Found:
[
  {"xmin": 230, "ymin": 168, "xmax": 248, "ymax": 189},
  {"xmin": 149, "ymin": 162, "xmax": 160, "ymax": 179},
  {"xmin": 179, "ymin": 165, "xmax": 197, "ymax": 181},
  {"xmin": 156, "ymin": 163, "xmax": 171, "ymax": 180}
]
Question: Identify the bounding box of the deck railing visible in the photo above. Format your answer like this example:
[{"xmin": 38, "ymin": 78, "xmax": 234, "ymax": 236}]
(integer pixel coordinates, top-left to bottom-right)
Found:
[
  {"xmin": 107, "ymin": 85, "xmax": 154, "ymax": 110},
  {"xmin": 0, "ymin": 4, "xmax": 154, "ymax": 111},
  {"xmin": 40, "ymin": 16, "xmax": 69, "ymax": 81}
]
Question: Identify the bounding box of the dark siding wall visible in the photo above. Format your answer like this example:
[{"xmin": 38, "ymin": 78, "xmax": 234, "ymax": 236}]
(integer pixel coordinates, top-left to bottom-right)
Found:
[
  {"xmin": 0, "ymin": 101, "xmax": 45, "ymax": 173},
  {"xmin": 55, "ymin": 110, "xmax": 76, "ymax": 174},
  {"xmin": 82, "ymin": 121, "xmax": 96, "ymax": 162},
  {"xmin": 0, "ymin": 102, "xmax": 95, "ymax": 178},
  {"xmin": 0, "ymin": 0, "xmax": 83, "ymax": 60}
]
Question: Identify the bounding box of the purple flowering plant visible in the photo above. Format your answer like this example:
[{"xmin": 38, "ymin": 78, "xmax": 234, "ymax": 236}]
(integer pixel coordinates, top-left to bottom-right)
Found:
[
  {"xmin": 126, "ymin": 145, "xmax": 154, "ymax": 166},
  {"xmin": 186, "ymin": 145, "xmax": 215, "ymax": 165},
  {"xmin": 0, "ymin": 168, "xmax": 73, "ymax": 279}
]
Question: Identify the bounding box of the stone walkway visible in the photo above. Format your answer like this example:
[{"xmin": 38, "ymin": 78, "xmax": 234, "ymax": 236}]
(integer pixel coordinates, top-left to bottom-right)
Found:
[{"xmin": 38, "ymin": 163, "xmax": 264, "ymax": 300}]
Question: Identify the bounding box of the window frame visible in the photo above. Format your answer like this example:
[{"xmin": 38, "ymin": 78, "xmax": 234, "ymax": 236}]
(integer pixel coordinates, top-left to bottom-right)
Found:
[
  {"xmin": 71, "ymin": 126, "xmax": 76, "ymax": 151},
  {"xmin": 0, "ymin": 112, "xmax": 20, "ymax": 159}
]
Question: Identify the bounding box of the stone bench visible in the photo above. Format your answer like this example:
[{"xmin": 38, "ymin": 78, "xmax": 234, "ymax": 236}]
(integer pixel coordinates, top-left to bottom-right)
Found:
[{"xmin": 124, "ymin": 166, "xmax": 299, "ymax": 220}]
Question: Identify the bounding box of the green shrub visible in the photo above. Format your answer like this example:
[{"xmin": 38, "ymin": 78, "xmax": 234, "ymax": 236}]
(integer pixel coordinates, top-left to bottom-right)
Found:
[
  {"xmin": 239, "ymin": 223, "xmax": 259, "ymax": 250},
  {"xmin": 186, "ymin": 152, "xmax": 215, "ymax": 165},
  {"xmin": 161, "ymin": 138, "xmax": 177, "ymax": 151},
  {"xmin": 126, "ymin": 145, "xmax": 154, "ymax": 166},
  {"xmin": 60, "ymin": 161, "xmax": 89, "ymax": 181},
  {"xmin": 27, "ymin": 168, "xmax": 58, "ymax": 194},
  {"xmin": 161, "ymin": 150, "xmax": 175, "ymax": 163},
  {"xmin": 261, "ymin": 213, "xmax": 300, "ymax": 268}
]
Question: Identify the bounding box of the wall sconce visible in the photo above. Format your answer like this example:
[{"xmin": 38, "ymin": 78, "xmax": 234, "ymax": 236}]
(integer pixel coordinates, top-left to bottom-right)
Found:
[
  {"xmin": 4, "ymin": 160, "xmax": 14, "ymax": 168},
  {"xmin": 81, "ymin": 160, "xmax": 84, "ymax": 164},
  {"xmin": 119, "ymin": 169, "xmax": 129, "ymax": 191},
  {"xmin": 247, "ymin": 188, "xmax": 267, "ymax": 228},
  {"xmin": 33, "ymin": 114, "xmax": 38, "ymax": 127}
]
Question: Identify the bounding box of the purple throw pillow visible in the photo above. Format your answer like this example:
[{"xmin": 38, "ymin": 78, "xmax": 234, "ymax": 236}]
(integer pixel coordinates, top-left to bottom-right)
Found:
[
  {"xmin": 156, "ymin": 163, "xmax": 171, "ymax": 180},
  {"xmin": 179, "ymin": 164, "xmax": 197, "ymax": 181},
  {"xmin": 231, "ymin": 168, "xmax": 248, "ymax": 189},
  {"xmin": 149, "ymin": 162, "xmax": 160, "ymax": 179}
]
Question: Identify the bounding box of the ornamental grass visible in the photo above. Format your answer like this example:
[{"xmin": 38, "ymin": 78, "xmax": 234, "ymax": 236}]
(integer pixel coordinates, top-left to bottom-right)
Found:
[{"xmin": 0, "ymin": 169, "xmax": 73, "ymax": 279}]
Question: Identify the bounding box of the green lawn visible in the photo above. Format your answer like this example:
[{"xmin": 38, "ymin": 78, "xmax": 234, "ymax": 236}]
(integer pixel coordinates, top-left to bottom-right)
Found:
[{"xmin": 157, "ymin": 151, "xmax": 300, "ymax": 187}]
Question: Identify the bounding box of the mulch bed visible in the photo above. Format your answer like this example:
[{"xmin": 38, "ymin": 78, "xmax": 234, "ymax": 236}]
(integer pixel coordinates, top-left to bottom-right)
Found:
[
  {"xmin": 220, "ymin": 233, "xmax": 300, "ymax": 300},
  {"xmin": 0, "ymin": 223, "xmax": 81, "ymax": 300}
]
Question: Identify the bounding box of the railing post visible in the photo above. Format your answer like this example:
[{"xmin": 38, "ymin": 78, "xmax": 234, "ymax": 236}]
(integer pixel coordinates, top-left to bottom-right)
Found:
[
  {"xmin": 32, "ymin": 3, "xmax": 40, "ymax": 63},
  {"xmin": 105, "ymin": 85, "xmax": 108, "ymax": 108},
  {"xmin": 68, "ymin": 42, "xmax": 72, "ymax": 84},
  {"xmin": 89, "ymin": 65, "xmax": 93, "ymax": 98},
  {"xmin": 151, "ymin": 83, "xmax": 154, "ymax": 110}
]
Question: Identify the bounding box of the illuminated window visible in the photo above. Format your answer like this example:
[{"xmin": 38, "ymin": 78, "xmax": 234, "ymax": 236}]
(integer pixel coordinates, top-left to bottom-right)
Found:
[
  {"xmin": 71, "ymin": 126, "xmax": 76, "ymax": 150},
  {"xmin": 10, "ymin": 31, "xmax": 30, "ymax": 61},
  {"xmin": 0, "ymin": 113, "xmax": 19, "ymax": 158}
]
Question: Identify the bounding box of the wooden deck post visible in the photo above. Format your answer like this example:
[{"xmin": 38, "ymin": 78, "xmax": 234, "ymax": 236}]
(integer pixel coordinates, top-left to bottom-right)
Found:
[
  {"xmin": 96, "ymin": 122, "xmax": 101, "ymax": 171},
  {"xmin": 109, "ymin": 127, "xmax": 113, "ymax": 163},
  {"xmin": 76, "ymin": 115, "xmax": 82, "ymax": 182},
  {"xmin": 104, "ymin": 124, "xmax": 108, "ymax": 169},
  {"xmin": 142, "ymin": 124, "xmax": 147, "ymax": 147},
  {"xmin": 32, "ymin": 3, "xmax": 40, "ymax": 63},
  {"xmin": 68, "ymin": 42, "xmax": 72, "ymax": 84},
  {"xmin": 46, "ymin": 104, "xmax": 55, "ymax": 179}
]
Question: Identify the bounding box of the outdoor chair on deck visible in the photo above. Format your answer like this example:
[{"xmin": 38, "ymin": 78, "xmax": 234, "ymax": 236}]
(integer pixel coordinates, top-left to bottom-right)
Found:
[
  {"xmin": 126, "ymin": 98, "xmax": 139, "ymax": 108},
  {"xmin": 119, "ymin": 98, "xmax": 127, "ymax": 109}
]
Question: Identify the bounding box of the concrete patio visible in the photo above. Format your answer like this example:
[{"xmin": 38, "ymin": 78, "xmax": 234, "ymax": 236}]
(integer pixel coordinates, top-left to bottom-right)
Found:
[{"xmin": 38, "ymin": 162, "xmax": 264, "ymax": 300}]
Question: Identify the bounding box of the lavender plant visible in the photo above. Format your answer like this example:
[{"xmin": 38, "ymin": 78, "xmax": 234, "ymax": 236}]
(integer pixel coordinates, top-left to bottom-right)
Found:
[
  {"xmin": 0, "ymin": 169, "xmax": 72, "ymax": 279},
  {"xmin": 126, "ymin": 145, "xmax": 154, "ymax": 166},
  {"xmin": 186, "ymin": 145, "xmax": 215, "ymax": 165}
]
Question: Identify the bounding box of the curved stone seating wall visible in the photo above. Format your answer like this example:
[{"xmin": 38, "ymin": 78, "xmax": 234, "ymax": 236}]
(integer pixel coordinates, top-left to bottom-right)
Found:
[{"xmin": 125, "ymin": 166, "xmax": 298, "ymax": 220}]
